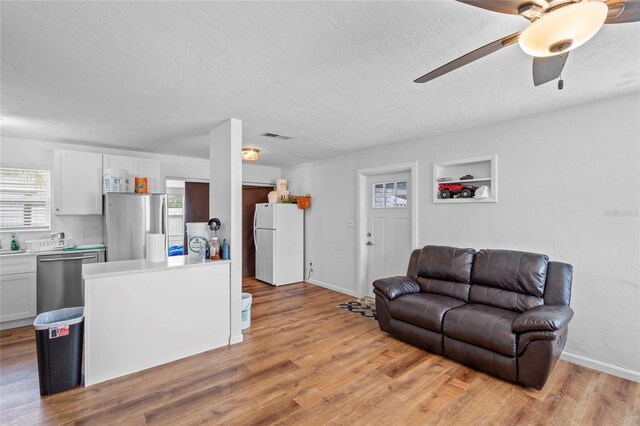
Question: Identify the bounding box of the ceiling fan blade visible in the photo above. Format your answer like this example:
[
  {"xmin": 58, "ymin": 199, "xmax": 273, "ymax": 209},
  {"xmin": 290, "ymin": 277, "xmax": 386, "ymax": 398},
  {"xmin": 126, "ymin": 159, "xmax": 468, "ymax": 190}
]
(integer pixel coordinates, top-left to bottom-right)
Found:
[
  {"xmin": 414, "ymin": 33, "xmax": 520, "ymax": 83},
  {"xmin": 532, "ymin": 52, "xmax": 569, "ymax": 86},
  {"xmin": 456, "ymin": 0, "xmax": 526, "ymax": 15},
  {"xmin": 605, "ymin": 0, "xmax": 640, "ymax": 23}
]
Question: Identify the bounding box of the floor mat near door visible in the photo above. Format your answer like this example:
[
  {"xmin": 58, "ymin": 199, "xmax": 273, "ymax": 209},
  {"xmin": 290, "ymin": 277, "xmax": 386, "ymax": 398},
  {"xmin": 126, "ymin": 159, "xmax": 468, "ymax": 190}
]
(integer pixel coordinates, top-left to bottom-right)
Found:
[{"xmin": 337, "ymin": 297, "xmax": 377, "ymax": 320}]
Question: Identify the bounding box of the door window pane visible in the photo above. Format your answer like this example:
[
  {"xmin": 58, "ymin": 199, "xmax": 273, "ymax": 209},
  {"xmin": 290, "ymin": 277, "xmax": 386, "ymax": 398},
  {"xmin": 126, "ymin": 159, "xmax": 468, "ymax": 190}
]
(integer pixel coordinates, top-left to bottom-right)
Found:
[
  {"xmin": 395, "ymin": 181, "xmax": 407, "ymax": 208},
  {"xmin": 373, "ymin": 183, "xmax": 385, "ymax": 208},
  {"xmin": 385, "ymin": 183, "xmax": 395, "ymax": 193},
  {"xmin": 372, "ymin": 180, "xmax": 409, "ymax": 208}
]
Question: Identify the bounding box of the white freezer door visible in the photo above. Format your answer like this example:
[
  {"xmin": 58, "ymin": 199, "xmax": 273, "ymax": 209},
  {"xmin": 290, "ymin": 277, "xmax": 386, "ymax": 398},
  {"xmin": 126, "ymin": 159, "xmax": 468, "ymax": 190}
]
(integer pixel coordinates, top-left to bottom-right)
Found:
[
  {"xmin": 255, "ymin": 229, "xmax": 275, "ymax": 284},
  {"xmin": 255, "ymin": 203, "xmax": 275, "ymax": 230}
]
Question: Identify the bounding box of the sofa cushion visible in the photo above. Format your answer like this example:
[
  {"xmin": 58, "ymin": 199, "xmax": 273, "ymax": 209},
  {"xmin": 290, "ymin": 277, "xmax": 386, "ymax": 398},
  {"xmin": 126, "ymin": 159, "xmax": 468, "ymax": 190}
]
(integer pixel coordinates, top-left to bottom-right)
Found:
[
  {"xmin": 469, "ymin": 249, "xmax": 549, "ymax": 312},
  {"xmin": 389, "ymin": 293, "xmax": 465, "ymax": 333},
  {"xmin": 416, "ymin": 245, "xmax": 476, "ymax": 284},
  {"xmin": 442, "ymin": 304, "xmax": 519, "ymax": 357},
  {"xmin": 417, "ymin": 277, "xmax": 470, "ymax": 302},
  {"xmin": 444, "ymin": 337, "xmax": 517, "ymax": 383}
]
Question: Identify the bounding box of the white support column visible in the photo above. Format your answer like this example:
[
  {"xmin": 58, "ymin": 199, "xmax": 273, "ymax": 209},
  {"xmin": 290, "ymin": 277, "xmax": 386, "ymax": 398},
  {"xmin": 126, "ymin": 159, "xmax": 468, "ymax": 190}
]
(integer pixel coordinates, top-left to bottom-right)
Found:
[{"xmin": 209, "ymin": 119, "xmax": 243, "ymax": 345}]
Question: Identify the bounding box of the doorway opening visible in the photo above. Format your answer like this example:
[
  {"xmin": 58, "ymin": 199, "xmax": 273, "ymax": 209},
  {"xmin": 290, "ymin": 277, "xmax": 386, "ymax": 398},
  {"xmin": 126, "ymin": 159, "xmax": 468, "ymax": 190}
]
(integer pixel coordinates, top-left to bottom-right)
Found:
[
  {"xmin": 356, "ymin": 162, "xmax": 418, "ymax": 297},
  {"xmin": 165, "ymin": 178, "xmax": 210, "ymax": 256},
  {"xmin": 242, "ymin": 186, "xmax": 272, "ymax": 278}
]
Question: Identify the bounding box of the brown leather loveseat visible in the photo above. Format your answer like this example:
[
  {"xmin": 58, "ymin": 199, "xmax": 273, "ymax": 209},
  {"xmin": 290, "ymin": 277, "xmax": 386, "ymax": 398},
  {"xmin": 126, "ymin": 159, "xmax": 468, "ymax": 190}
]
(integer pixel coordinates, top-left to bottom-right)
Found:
[{"xmin": 373, "ymin": 245, "xmax": 574, "ymax": 389}]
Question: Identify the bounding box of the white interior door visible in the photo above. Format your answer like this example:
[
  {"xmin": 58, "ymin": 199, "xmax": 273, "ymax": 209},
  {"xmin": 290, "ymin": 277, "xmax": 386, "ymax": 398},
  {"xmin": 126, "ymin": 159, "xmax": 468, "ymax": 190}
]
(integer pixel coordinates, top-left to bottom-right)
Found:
[{"xmin": 366, "ymin": 172, "xmax": 411, "ymax": 297}]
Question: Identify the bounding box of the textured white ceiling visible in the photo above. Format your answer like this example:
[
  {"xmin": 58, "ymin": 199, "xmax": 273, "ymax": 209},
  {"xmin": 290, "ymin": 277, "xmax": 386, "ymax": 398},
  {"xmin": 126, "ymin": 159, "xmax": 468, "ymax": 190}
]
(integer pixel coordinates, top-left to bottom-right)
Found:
[{"xmin": 1, "ymin": 1, "xmax": 639, "ymax": 166}]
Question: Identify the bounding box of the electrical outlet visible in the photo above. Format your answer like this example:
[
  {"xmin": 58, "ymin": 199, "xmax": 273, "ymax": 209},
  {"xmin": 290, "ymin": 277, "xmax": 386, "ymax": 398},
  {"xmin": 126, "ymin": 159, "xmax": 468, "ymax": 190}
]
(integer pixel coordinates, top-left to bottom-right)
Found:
[
  {"xmin": 309, "ymin": 261, "xmax": 313, "ymax": 273},
  {"xmin": 348, "ymin": 218, "xmax": 354, "ymax": 227}
]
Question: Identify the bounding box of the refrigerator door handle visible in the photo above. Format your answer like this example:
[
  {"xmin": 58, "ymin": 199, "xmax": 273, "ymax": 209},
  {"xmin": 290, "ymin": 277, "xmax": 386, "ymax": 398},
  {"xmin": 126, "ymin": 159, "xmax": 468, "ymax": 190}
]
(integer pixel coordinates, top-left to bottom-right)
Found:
[
  {"xmin": 253, "ymin": 207, "xmax": 258, "ymax": 230},
  {"xmin": 254, "ymin": 228, "xmax": 259, "ymax": 250},
  {"xmin": 161, "ymin": 197, "xmax": 166, "ymax": 235}
]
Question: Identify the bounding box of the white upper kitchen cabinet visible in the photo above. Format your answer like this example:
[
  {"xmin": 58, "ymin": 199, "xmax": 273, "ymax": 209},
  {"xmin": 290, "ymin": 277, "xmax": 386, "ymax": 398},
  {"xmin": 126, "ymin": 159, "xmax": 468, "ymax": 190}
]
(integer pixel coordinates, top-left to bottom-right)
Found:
[
  {"xmin": 133, "ymin": 158, "xmax": 160, "ymax": 193},
  {"xmin": 54, "ymin": 150, "xmax": 103, "ymax": 215},
  {"xmin": 103, "ymin": 154, "xmax": 135, "ymax": 174},
  {"xmin": 103, "ymin": 154, "xmax": 160, "ymax": 193}
]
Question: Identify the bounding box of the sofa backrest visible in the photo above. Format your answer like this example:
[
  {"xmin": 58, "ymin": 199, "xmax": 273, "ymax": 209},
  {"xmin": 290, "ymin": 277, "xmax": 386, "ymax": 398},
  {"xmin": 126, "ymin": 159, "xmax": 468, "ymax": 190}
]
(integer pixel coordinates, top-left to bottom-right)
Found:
[
  {"xmin": 406, "ymin": 245, "xmax": 573, "ymax": 309},
  {"xmin": 412, "ymin": 245, "xmax": 476, "ymax": 302},
  {"xmin": 469, "ymin": 249, "xmax": 549, "ymax": 312}
]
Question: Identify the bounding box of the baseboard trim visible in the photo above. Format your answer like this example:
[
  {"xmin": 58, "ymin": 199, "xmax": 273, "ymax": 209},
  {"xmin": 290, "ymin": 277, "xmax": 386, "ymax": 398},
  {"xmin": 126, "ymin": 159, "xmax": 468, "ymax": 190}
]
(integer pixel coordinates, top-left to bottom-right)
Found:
[
  {"xmin": 0, "ymin": 317, "xmax": 35, "ymax": 330},
  {"xmin": 561, "ymin": 351, "xmax": 640, "ymax": 383},
  {"xmin": 229, "ymin": 334, "xmax": 244, "ymax": 345},
  {"xmin": 306, "ymin": 279, "xmax": 361, "ymax": 298}
]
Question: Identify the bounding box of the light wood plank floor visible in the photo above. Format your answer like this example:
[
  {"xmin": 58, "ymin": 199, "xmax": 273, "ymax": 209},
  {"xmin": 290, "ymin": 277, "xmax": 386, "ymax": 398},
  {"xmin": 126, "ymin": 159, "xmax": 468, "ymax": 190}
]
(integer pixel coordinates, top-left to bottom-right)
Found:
[{"xmin": 1, "ymin": 278, "xmax": 638, "ymax": 425}]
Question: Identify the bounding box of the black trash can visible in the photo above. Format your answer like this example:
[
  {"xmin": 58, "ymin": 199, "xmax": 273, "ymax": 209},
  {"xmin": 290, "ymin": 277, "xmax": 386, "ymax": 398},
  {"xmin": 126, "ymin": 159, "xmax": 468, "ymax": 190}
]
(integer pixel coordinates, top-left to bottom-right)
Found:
[{"xmin": 33, "ymin": 307, "xmax": 84, "ymax": 395}]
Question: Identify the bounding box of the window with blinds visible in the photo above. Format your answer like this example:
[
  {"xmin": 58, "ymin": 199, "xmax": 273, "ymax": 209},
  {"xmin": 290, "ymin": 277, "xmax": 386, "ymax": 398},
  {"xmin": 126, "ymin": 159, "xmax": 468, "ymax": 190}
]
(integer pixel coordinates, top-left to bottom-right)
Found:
[{"xmin": 0, "ymin": 167, "xmax": 51, "ymax": 231}]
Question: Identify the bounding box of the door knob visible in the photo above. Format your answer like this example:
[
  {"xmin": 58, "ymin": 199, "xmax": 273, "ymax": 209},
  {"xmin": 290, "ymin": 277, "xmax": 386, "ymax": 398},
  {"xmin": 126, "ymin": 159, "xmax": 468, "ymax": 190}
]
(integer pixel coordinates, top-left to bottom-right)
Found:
[{"xmin": 366, "ymin": 241, "xmax": 373, "ymax": 246}]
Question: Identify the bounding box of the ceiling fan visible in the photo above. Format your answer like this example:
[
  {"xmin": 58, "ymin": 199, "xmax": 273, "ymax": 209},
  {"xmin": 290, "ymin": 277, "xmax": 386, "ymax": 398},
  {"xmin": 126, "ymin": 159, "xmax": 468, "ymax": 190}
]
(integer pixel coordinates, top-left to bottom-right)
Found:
[{"xmin": 414, "ymin": 0, "xmax": 640, "ymax": 86}]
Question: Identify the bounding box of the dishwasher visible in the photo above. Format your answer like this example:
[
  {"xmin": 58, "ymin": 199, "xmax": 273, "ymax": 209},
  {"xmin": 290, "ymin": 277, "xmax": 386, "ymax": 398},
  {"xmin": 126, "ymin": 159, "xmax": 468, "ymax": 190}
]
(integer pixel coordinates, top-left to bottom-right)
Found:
[{"xmin": 37, "ymin": 251, "xmax": 102, "ymax": 314}]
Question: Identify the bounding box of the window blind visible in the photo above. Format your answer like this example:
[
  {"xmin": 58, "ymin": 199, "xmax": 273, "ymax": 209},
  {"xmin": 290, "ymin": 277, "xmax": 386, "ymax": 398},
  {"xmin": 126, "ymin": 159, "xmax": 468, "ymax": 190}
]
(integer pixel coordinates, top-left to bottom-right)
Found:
[{"xmin": 0, "ymin": 167, "xmax": 51, "ymax": 231}]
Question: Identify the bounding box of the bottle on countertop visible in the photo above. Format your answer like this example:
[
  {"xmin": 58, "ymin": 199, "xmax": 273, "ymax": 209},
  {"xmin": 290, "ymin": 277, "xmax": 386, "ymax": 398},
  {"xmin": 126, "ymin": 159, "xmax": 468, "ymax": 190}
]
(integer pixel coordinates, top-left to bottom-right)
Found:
[
  {"xmin": 210, "ymin": 237, "xmax": 221, "ymax": 261},
  {"xmin": 221, "ymin": 239, "xmax": 229, "ymax": 260},
  {"xmin": 199, "ymin": 241, "xmax": 206, "ymax": 262},
  {"xmin": 10, "ymin": 233, "xmax": 20, "ymax": 251}
]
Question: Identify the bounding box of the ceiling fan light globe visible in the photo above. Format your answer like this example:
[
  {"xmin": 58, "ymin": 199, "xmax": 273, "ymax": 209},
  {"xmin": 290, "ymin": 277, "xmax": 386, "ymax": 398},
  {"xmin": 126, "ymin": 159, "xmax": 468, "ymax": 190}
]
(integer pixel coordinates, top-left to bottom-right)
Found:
[{"xmin": 518, "ymin": 1, "xmax": 608, "ymax": 57}]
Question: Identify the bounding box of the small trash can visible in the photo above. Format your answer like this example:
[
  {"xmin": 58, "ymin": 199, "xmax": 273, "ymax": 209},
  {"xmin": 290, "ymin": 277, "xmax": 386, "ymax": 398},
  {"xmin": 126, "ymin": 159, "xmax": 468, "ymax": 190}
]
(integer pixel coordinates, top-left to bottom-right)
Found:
[
  {"xmin": 33, "ymin": 307, "xmax": 85, "ymax": 395},
  {"xmin": 241, "ymin": 293, "xmax": 252, "ymax": 330}
]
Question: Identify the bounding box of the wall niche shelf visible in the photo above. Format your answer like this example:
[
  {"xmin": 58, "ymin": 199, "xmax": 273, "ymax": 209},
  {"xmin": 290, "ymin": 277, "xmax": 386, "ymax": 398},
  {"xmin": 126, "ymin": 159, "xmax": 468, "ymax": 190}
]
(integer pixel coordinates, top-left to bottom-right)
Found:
[{"xmin": 433, "ymin": 154, "xmax": 497, "ymax": 204}]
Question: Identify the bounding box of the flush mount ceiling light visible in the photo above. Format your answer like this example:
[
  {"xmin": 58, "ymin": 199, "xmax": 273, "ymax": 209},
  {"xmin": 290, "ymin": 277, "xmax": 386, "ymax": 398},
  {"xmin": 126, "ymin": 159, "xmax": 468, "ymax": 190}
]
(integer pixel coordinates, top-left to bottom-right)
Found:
[
  {"xmin": 518, "ymin": 1, "xmax": 609, "ymax": 57},
  {"xmin": 241, "ymin": 147, "xmax": 260, "ymax": 161}
]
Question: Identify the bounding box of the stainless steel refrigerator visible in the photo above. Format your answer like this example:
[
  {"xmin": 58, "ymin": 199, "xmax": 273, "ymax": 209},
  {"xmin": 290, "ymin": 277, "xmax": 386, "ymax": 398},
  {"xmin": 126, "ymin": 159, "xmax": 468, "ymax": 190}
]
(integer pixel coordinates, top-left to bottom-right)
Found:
[{"xmin": 104, "ymin": 192, "xmax": 168, "ymax": 262}]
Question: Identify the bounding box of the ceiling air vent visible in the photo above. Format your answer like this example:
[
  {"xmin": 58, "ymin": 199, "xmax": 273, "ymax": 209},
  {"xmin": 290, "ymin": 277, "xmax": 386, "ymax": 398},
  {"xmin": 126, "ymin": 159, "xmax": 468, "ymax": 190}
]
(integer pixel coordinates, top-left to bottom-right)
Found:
[{"xmin": 262, "ymin": 132, "xmax": 292, "ymax": 140}]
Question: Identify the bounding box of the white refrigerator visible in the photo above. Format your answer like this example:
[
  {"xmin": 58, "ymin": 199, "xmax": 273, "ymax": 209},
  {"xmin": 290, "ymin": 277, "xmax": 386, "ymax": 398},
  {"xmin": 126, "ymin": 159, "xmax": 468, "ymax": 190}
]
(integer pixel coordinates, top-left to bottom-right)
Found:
[{"xmin": 254, "ymin": 203, "xmax": 304, "ymax": 286}]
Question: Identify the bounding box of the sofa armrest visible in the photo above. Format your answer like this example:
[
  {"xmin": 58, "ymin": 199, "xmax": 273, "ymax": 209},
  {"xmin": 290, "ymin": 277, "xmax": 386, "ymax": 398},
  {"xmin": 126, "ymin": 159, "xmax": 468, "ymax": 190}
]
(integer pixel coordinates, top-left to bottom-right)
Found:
[
  {"xmin": 512, "ymin": 305, "xmax": 574, "ymax": 333},
  {"xmin": 372, "ymin": 276, "xmax": 420, "ymax": 300}
]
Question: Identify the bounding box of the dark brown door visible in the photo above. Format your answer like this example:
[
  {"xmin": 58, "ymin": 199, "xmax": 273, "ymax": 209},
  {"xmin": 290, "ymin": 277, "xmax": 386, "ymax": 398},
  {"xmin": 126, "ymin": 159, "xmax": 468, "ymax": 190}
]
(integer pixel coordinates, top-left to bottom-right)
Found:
[
  {"xmin": 242, "ymin": 186, "xmax": 272, "ymax": 278},
  {"xmin": 184, "ymin": 182, "xmax": 210, "ymax": 249}
]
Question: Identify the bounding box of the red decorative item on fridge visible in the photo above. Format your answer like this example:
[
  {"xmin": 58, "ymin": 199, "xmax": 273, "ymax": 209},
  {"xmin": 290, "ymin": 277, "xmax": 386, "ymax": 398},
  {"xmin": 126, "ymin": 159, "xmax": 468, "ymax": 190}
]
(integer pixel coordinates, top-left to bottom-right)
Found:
[{"xmin": 296, "ymin": 194, "xmax": 311, "ymax": 209}]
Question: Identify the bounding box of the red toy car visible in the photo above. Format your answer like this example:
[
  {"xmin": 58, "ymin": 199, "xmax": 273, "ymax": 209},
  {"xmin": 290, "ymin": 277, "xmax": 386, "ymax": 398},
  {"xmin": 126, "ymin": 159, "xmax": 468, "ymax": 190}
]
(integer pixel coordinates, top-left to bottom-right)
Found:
[{"xmin": 438, "ymin": 183, "xmax": 478, "ymax": 199}]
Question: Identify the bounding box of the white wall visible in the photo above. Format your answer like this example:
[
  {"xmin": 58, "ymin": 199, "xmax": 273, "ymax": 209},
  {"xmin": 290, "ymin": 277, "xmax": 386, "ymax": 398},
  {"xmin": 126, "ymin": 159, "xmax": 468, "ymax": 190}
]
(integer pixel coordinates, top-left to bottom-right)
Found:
[
  {"xmin": 0, "ymin": 137, "xmax": 277, "ymax": 247},
  {"xmin": 243, "ymin": 163, "xmax": 281, "ymax": 186},
  {"xmin": 283, "ymin": 93, "xmax": 640, "ymax": 380}
]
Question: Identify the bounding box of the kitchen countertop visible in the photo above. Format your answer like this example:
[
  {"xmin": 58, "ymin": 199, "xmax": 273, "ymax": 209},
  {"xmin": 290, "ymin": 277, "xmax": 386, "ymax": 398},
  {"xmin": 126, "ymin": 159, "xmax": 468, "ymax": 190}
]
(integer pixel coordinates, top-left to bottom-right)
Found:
[
  {"xmin": 83, "ymin": 256, "xmax": 230, "ymax": 279},
  {"xmin": 0, "ymin": 245, "xmax": 105, "ymax": 257}
]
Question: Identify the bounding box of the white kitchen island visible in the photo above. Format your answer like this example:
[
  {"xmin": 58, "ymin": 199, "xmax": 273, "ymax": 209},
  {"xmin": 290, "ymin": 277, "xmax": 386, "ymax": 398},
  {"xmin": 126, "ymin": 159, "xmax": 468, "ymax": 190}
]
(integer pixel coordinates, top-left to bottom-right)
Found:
[{"xmin": 82, "ymin": 256, "xmax": 231, "ymax": 386}]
